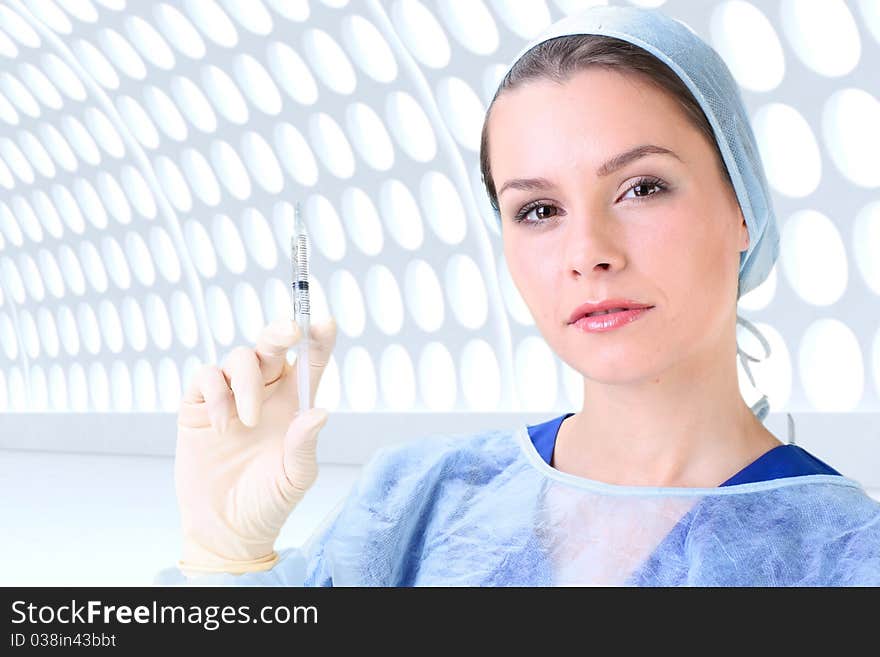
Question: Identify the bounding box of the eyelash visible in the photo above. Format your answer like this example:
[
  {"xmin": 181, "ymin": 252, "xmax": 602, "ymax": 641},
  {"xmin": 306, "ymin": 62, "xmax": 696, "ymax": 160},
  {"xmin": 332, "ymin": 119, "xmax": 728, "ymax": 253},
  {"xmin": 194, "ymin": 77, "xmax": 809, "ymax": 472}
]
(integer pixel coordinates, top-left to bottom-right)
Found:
[{"xmin": 511, "ymin": 176, "xmax": 669, "ymax": 224}]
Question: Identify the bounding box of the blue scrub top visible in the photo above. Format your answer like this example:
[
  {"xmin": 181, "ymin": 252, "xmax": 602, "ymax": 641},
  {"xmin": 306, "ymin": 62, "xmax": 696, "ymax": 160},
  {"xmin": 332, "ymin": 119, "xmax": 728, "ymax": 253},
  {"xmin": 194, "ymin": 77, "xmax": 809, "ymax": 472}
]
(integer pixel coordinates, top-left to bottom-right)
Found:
[{"xmin": 527, "ymin": 412, "xmax": 841, "ymax": 485}]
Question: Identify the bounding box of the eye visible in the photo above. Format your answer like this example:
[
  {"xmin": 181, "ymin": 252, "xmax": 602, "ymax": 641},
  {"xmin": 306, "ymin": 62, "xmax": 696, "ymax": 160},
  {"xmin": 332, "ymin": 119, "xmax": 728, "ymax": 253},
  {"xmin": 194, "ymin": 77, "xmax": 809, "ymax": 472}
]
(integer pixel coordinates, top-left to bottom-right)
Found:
[
  {"xmin": 512, "ymin": 201, "xmax": 560, "ymax": 225},
  {"xmin": 619, "ymin": 176, "xmax": 667, "ymax": 202}
]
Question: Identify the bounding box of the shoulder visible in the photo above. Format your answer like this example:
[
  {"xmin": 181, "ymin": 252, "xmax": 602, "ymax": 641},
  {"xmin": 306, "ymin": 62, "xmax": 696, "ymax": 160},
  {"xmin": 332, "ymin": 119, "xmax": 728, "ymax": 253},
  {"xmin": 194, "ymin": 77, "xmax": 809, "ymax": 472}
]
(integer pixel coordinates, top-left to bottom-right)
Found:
[
  {"xmin": 357, "ymin": 425, "xmax": 522, "ymax": 498},
  {"xmin": 758, "ymin": 479, "xmax": 880, "ymax": 539},
  {"xmin": 821, "ymin": 487, "xmax": 880, "ymax": 585},
  {"xmin": 695, "ymin": 480, "xmax": 880, "ymax": 585},
  {"xmin": 302, "ymin": 425, "xmax": 523, "ymax": 586}
]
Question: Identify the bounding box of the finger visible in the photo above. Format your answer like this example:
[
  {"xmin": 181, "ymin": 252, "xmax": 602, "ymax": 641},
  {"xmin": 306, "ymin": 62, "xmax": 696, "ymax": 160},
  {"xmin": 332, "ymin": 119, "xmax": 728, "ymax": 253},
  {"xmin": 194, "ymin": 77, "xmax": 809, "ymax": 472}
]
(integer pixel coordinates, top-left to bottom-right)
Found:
[
  {"xmin": 183, "ymin": 364, "xmax": 233, "ymax": 432},
  {"xmin": 254, "ymin": 318, "xmax": 302, "ymax": 385},
  {"xmin": 221, "ymin": 346, "xmax": 264, "ymax": 428},
  {"xmin": 308, "ymin": 316, "xmax": 336, "ymax": 368},
  {"xmin": 302, "ymin": 317, "xmax": 337, "ymax": 405},
  {"xmin": 282, "ymin": 317, "xmax": 336, "ymax": 406},
  {"xmin": 281, "ymin": 407, "xmax": 330, "ymax": 499}
]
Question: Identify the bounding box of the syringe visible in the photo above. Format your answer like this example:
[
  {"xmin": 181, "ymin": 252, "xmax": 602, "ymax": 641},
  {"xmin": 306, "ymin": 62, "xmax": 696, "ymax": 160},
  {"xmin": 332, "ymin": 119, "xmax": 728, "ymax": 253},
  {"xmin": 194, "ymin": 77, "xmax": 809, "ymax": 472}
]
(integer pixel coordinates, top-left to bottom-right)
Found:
[{"xmin": 291, "ymin": 202, "xmax": 311, "ymax": 412}]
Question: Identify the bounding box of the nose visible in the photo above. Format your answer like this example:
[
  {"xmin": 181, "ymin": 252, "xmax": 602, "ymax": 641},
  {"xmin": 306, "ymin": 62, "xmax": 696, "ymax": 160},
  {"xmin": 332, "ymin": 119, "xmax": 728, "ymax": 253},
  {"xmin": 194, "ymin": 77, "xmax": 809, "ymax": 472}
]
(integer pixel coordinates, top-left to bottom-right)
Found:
[{"xmin": 564, "ymin": 207, "xmax": 626, "ymax": 279}]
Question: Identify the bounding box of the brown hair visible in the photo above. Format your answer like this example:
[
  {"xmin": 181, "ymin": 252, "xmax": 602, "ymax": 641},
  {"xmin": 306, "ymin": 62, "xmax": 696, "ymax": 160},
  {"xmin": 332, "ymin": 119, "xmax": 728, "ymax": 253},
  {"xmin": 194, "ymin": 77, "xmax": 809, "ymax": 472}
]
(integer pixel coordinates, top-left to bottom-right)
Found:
[{"xmin": 479, "ymin": 34, "xmax": 733, "ymax": 216}]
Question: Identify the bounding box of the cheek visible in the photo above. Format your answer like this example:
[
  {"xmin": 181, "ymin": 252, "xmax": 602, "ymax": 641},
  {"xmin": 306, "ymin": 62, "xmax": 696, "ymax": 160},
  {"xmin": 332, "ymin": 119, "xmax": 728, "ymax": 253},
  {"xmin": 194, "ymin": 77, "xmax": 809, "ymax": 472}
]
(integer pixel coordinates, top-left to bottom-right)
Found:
[
  {"xmin": 641, "ymin": 204, "xmax": 736, "ymax": 312},
  {"xmin": 624, "ymin": 210, "xmax": 686, "ymax": 282},
  {"xmin": 504, "ymin": 238, "xmax": 557, "ymax": 318}
]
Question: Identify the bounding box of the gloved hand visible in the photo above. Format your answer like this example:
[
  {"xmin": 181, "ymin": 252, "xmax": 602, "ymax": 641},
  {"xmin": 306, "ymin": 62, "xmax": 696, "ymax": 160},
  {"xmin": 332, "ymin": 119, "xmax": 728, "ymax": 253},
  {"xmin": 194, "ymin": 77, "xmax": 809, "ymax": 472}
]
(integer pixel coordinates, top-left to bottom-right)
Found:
[{"xmin": 174, "ymin": 316, "xmax": 337, "ymax": 577}]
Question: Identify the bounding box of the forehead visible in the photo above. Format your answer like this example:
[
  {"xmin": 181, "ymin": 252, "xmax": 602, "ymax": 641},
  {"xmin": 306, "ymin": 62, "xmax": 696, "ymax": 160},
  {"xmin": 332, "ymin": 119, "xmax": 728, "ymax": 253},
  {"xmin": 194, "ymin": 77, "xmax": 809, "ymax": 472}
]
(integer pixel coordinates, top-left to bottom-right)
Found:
[{"xmin": 487, "ymin": 68, "xmax": 700, "ymax": 179}]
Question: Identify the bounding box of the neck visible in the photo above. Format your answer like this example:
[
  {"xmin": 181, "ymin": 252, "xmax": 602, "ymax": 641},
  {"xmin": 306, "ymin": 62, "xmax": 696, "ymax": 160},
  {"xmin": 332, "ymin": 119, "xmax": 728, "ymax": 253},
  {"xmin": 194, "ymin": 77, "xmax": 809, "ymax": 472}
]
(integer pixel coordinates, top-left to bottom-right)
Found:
[{"xmin": 555, "ymin": 329, "xmax": 782, "ymax": 488}]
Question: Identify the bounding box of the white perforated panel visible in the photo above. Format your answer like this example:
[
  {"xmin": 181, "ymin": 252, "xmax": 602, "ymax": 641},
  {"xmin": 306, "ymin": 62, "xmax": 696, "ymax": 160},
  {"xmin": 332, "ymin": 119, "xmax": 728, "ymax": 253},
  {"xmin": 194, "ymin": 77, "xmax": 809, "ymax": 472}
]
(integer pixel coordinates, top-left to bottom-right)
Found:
[{"xmin": 0, "ymin": 0, "xmax": 878, "ymax": 434}]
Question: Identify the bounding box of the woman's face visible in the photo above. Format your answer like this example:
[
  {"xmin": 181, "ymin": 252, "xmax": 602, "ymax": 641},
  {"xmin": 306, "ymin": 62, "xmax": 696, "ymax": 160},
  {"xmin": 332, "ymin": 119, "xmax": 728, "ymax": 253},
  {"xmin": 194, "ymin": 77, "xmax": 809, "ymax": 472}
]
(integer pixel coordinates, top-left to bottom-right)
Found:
[{"xmin": 488, "ymin": 67, "xmax": 749, "ymax": 384}]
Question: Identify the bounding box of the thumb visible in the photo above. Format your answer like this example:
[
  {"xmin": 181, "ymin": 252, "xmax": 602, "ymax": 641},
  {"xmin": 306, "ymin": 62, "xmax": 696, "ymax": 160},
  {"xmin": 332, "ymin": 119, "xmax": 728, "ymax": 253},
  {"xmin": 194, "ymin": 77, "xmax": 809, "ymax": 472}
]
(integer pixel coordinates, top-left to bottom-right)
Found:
[
  {"xmin": 281, "ymin": 407, "xmax": 329, "ymax": 496},
  {"xmin": 285, "ymin": 407, "xmax": 329, "ymax": 451}
]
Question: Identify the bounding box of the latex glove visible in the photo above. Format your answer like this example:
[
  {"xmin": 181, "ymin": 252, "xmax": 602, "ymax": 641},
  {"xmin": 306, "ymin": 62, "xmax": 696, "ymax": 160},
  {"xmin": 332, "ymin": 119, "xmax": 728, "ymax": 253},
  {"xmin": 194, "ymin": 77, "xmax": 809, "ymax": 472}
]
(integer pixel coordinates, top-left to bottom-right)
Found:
[{"xmin": 174, "ymin": 317, "xmax": 337, "ymax": 577}]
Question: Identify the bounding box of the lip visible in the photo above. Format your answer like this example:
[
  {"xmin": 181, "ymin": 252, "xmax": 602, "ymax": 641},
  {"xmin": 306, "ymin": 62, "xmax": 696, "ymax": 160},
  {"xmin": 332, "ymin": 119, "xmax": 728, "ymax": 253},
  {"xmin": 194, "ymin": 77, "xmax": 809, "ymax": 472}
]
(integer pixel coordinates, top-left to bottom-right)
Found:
[
  {"xmin": 567, "ymin": 299, "xmax": 655, "ymax": 325},
  {"xmin": 570, "ymin": 306, "xmax": 653, "ymax": 333}
]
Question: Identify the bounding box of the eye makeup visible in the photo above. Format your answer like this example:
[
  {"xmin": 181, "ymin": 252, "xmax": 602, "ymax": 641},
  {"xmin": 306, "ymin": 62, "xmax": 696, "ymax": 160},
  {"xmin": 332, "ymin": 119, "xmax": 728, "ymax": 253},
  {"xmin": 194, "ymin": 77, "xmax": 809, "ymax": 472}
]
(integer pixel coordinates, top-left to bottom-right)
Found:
[{"xmin": 510, "ymin": 175, "xmax": 669, "ymax": 225}]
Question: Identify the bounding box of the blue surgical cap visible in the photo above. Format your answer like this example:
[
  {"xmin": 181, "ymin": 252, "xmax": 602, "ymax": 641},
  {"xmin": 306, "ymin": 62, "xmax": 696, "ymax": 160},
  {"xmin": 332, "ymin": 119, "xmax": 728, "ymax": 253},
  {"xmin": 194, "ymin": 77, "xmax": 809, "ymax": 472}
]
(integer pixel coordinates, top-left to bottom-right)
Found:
[
  {"xmin": 492, "ymin": 5, "xmax": 780, "ymax": 301},
  {"xmin": 491, "ymin": 6, "xmax": 783, "ymax": 425}
]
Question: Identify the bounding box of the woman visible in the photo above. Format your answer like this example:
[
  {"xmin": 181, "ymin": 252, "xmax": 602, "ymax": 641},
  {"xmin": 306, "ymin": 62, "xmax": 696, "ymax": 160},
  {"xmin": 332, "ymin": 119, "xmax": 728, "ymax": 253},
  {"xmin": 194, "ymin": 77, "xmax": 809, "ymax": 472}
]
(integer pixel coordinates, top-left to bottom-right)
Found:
[{"xmin": 161, "ymin": 6, "xmax": 880, "ymax": 586}]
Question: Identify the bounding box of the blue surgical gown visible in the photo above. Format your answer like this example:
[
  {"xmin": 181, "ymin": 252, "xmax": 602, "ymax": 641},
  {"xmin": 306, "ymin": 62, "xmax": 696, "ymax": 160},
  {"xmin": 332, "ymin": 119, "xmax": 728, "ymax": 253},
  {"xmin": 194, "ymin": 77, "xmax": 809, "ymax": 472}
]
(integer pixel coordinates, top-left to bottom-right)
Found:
[
  {"xmin": 157, "ymin": 418, "xmax": 880, "ymax": 586},
  {"xmin": 529, "ymin": 412, "xmax": 843, "ymax": 485}
]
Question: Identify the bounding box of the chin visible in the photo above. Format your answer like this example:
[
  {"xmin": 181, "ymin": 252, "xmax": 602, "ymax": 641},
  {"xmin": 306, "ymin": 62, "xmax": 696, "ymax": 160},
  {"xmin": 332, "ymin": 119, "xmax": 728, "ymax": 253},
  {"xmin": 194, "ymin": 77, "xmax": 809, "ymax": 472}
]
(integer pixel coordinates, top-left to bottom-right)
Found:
[
  {"xmin": 579, "ymin": 363, "xmax": 657, "ymax": 386},
  {"xmin": 560, "ymin": 341, "xmax": 662, "ymax": 385}
]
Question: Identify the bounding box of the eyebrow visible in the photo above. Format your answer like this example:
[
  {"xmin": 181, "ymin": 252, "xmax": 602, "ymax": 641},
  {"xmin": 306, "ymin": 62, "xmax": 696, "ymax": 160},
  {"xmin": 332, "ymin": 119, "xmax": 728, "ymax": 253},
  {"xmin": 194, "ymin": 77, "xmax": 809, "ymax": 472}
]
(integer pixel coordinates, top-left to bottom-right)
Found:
[{"xmin": 497, "ymin": 144, "xmax": 681, "ymax": 198}]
